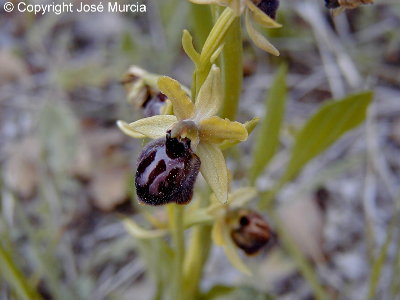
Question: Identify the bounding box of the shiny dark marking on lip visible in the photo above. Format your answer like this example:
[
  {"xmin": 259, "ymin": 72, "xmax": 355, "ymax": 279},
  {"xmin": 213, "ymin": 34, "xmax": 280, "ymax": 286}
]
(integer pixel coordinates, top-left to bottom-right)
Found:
[{"xmin": 135, "ymin": 133, "xmax": 200, "ymax": 205}]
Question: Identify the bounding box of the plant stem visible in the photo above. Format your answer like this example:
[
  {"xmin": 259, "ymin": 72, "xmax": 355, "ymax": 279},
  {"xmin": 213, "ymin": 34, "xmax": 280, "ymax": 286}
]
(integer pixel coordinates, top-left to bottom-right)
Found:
[
  {"xmin": 220, "ymin": 17, "xmax": 242, "ymax": 120},
  {"xmin": 183, "ymin": 225, "xmax": 212, "ymax": 299},
  {"xmin": 168, "ymin": 204, "xmax": 185, "ymax": 300}
]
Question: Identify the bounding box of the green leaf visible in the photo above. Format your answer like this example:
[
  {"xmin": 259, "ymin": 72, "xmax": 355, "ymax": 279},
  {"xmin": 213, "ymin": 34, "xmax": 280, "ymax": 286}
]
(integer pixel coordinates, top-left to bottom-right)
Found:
[
  {"xmin": 201, "ymin": 285, "xmax": 236, "ymax": 300},
  {"xmin": 368, "ymin": 215, "xmax": 396, "ymax": 299},
  {"xmin": 280, "ymin": 91, "xmax": 373, "ymax": 184},
  {"xmin": 201, "ymin": 285, "xmax": 275, "ymax": 300},
  {"xmin": 250, "ymin": 64, "xmax": 287, "ymax": 184},
  {"xmin": 0, "ymin": 243, "xmax": 43, "ymax": 300}
]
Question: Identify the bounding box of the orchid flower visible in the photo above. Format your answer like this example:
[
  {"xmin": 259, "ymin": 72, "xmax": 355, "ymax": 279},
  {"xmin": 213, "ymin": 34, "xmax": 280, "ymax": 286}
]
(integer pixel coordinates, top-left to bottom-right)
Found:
[
  {"xmin": 207, "ymin": 187, "xmax": 258, "ymax": 275},
  {"xmin": 117, "ymin": 65, "xmax": 248, "ymax": 204}
]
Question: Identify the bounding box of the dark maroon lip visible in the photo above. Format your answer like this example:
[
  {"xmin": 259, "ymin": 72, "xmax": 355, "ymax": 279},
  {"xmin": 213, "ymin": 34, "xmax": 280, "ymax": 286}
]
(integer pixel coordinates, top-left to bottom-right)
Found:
[{"xmin": 135, "ymin": 133, "xmax": 201, "ymax": 206}]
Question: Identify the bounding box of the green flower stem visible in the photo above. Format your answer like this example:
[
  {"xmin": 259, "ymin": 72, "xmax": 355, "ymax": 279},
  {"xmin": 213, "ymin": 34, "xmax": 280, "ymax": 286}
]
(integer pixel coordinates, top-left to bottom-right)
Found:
[
  {"xmin": 183, "ymin": 225, "xmax": 212, "ymax": 299},
  {"xmin": 220, "ymin": 16, "xmax": 242, "ymax": 120},
  {"xmin": 0, "ymin": 242, "xmax": 43, "ymax": 300},
  {"xmin": 194, "ymin": 7, "xmax": 236, "ymax": 98},
  {"xmin": 168, "ymin": 204, "xmax": 185, "ymax": 300}
]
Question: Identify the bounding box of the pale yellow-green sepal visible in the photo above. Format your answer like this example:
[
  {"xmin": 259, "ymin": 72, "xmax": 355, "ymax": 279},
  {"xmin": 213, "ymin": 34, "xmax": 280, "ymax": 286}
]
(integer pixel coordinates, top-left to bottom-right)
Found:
[
  {"xmin": 117, "ymin": 120, "xmax": 146, "ymax": 138},
  {"xmin": 245, "ymin": 0, "xmax": 282, "ymax": 28},
  {"xmin": 212, "ymin": 217, "xmax": 226, "ymax": 246},
  {"xmin": 229, "ymin": 187, "xmax": 257, "ymax": 209},
  {"xmin": 245, "ymin": 10, "xmax": 280, "ymax": 56},
  {"xmin": 126, "ymin": 80, "xmax": 147, "ymax": 106},
  {"xmin": 123, "ymin": 218, "xmax": 168, "ymax": 239},
  {"xmin": 194, "ymin": 65, "xmax": 223, "ymax": 121},
  {"xmin": 221, "ymin": 220, "xmax": 252, "ymax": 275},
  {"xmin": 158, "ymin": 76, "xmax": 194, "ymax": 121},
  {"xmin": 127, "ymin": 115, "xmax": 177, "ymax": 139},
  {"xmin": 199, "ymin": 116, "xmax": 248, "ymax": 144},
  {"xmin": 197, "ymin": 143, "xmax": 228, "ymax": 204}
]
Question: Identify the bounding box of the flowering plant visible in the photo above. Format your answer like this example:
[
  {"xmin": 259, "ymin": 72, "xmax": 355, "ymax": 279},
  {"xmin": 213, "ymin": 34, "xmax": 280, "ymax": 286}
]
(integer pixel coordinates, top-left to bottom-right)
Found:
[{"xmin": 117, "ymin": 2, "xmax": 373, "ymax": 300}]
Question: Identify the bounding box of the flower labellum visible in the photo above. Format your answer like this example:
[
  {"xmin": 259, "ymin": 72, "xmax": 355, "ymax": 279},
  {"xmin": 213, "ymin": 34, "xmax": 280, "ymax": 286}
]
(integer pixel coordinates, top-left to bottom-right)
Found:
[
  {"xmin": 230, "ymin": 209, "xmax": 275, "ymax": 255},
  {"xmin": 135, "ymin": 131, "xmax": 200, "ymax": 205},
  {"xmin": 251, "ymin": 0, "xmax": 280, "ymax": 19},
  {"xmin": 143, "ymin": 92, "xmax": 167, "ymax": 117}
]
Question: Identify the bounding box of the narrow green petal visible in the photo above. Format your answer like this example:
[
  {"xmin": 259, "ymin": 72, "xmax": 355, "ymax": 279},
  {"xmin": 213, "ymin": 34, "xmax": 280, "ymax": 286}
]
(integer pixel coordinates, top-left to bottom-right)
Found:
[
  {"xmin": 184, "ymin": 208, "xmax": 214, "ymax": 228},
  {"xmin": 123, "ymin": 218, "xmax": 168, "ymax": 239},
  {"xmin": 219, "ymin": 117, "xmax": 260, "ymax": 150},
  {"xmin": 116, "ymin": 120, "xmax": 145, "ymax": 138},
  {"xmin": 158, "ymin": 76, "xmax": 194, "ymax": 121},
  {"xmin": 245, "ymin": 0, "xmax": 282, "ymax": 28},
  {"xmin": 182, "ymin": 30, "xmax": 200, "ymax": 65},
  {"xmin": 221, "ymin": 221, "xmax": 252, "ymax": 275},
  {"xmin": 194, "ymin": 65, "xmax": 223, "ymax": 121},
  {"xmin": 197, "ymin": 143, "xmax": 228, "ymax": 204},
  {"xmin": 127, "ymin": 115, "xmax": 177, "ymax": 139},
  {"xmin": 212, "ymin": 218, "xmax": 226, "ymax": 246},
  {"xmin": 245, "ymin": 11, "xmax": 280, "ymax": 56},
  {"xmin": 199, "ymin": 116, "xmax": 248, "ymax": 144}
]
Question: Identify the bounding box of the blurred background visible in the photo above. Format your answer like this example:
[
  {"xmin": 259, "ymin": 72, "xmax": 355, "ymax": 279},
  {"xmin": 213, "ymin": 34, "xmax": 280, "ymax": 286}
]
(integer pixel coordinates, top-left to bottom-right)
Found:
[{"xmin": 0, "ymin": 0, "xmax": 400, "ymax": 299}]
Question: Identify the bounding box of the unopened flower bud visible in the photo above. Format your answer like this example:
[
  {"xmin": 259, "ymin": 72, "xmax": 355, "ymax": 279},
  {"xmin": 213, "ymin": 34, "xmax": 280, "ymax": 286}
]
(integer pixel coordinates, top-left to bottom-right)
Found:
[
  {"xmin": 143, "ymin": 92, "xmax": 167, "ymax": 117},
  {"xmin": 121, "ymin": 66, "xmax": 163, "ymax": 115}
]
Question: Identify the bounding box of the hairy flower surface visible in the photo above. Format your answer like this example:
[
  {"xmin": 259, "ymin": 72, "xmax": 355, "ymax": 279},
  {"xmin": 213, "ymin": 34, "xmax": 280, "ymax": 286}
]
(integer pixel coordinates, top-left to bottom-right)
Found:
[
  {"xmin": 117, "ymin": 65, "xmax": 248, "ymax": 204},
  {"xmin": 189, "ymin": 0, "xmax": 282, "ymax": 55}
]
